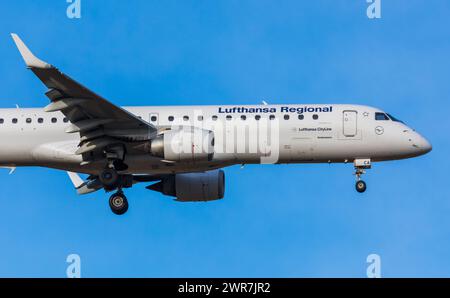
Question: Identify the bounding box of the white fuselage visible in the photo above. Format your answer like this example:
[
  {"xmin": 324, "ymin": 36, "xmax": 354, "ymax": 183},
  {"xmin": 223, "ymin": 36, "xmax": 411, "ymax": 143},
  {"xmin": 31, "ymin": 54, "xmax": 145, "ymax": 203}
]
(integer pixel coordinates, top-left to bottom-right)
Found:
[{"xmin": 0, "ymin": 104, "xmax": 431, "ymax": 175}]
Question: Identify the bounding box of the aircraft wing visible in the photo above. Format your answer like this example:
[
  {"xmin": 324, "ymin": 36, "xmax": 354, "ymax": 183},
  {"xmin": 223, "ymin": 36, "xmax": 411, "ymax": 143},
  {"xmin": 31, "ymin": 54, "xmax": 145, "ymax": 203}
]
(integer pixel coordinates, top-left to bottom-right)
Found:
[{"xmin": 11, "ymin": 34, "xmax": 156, "ymax": 156}]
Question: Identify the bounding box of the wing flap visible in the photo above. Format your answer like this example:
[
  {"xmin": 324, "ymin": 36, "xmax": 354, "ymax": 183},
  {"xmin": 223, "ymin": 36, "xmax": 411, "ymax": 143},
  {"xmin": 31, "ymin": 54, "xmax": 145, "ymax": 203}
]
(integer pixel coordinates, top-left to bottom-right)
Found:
[{"xmin": 43, "ymin": 98, "xmax": 87, "ymax": 112}]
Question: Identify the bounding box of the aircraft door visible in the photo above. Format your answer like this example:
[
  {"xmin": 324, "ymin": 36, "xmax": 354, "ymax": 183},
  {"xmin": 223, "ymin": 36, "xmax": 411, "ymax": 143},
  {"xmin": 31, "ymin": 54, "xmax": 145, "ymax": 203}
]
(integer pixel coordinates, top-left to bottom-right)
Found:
[{"xmin": 343, "ymin": 110, "xmax": 357, "ymax": 137}]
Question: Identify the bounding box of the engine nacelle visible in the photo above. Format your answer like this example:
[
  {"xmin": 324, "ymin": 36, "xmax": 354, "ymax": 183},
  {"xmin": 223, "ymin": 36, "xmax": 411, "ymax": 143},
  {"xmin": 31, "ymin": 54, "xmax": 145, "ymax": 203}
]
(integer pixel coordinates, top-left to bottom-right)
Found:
[
  {"xmin": 147, "ymin": 170, "xmax": 225, "ymax": 202},
  {"xmin": 147, "ymin": 127, "xmax": 214, "ymax": 162}
]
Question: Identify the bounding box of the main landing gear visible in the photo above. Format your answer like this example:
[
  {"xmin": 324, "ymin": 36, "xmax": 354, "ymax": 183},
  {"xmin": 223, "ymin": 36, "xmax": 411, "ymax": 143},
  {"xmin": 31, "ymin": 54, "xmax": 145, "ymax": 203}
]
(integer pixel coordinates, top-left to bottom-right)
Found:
[
  {"xmin": 99, "ymin": 167, "xmax": 120, "ymax": 190},
  {"xmin": 353, "ymin": 159, "xmax": 371, "ymax": 193},
  {"xmin": 97, "ymin": 145, "xmax": 132, "ymax": 215},
  {"xmin": 109, "ymin": 191, "xmax": 128, "ymax": 215},
  {"xmin": 99, "ymin": 159, "xmax": 131, "ymax": 215}
]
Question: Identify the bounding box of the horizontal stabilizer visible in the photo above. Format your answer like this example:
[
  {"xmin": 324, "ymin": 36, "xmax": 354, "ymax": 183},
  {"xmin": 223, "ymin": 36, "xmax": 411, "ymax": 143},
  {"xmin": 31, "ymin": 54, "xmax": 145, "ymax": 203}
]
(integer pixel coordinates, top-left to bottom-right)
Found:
[
  {"xmin": 0, "ymin": 166, "xmax": 16, "ymax": 174},
  {"xmin": 67, "ymin": 171, "xmax": 84, "ymax": 188},
  {"xmin": 67, "ymin": 171, "xmax": 103, "ymax": 195},
  {"xmin": 76, "ymin": 179, "xmax": 103, "ymax": 195}
]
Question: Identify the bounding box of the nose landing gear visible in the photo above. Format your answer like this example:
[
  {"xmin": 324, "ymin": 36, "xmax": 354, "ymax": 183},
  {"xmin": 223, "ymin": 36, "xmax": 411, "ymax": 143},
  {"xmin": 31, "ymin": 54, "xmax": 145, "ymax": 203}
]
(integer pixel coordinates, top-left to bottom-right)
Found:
[{"xmin": 353, "ymin": 159, "xmax": 371, "ymax": 193}]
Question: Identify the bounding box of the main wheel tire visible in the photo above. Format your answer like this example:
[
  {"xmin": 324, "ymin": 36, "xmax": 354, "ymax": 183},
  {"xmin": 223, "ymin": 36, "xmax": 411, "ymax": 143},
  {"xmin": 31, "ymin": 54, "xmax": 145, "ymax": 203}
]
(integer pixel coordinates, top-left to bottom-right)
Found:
[
  {"xmin": 99, "ymin": 168, "xmax": 119, "ymax": 189},
  {"xmin": 355, "ymin": 180, "xmax": 367, "ymax": 193},
  {"xmin": 109, "ymin": 193, "xmax": 129, "ymax": 215}
]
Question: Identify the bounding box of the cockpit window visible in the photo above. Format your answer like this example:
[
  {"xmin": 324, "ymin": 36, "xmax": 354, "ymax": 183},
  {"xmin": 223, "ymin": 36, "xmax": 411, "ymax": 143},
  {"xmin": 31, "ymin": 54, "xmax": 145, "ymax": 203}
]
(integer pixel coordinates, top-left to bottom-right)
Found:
[
  {"xmin": 387, "ymin": 113, "xmax": 404, "ymax": 123},
  {"xmin": 375, "ymin": 112, "xmax": 389, "ymax": 121}
]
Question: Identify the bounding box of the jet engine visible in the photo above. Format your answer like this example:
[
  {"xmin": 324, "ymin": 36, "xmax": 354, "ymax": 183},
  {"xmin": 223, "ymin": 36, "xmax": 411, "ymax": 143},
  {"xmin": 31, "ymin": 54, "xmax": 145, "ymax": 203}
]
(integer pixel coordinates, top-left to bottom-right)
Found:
[
  {"xmin": 147, "ymin": 170, "xmax": 225, "ymax": 202},
  {"xmin": 144, "ymin": 127, "xmax": 214, "ymax": 162}
]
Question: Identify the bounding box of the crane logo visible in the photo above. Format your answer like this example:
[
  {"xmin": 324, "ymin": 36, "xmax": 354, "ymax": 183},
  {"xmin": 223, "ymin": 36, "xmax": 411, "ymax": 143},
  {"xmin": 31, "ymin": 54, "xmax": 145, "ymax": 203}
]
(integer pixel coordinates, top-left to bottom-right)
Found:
[{"xmin": 375, "ymin": 126, "xmax": 384, "ymax": 135}]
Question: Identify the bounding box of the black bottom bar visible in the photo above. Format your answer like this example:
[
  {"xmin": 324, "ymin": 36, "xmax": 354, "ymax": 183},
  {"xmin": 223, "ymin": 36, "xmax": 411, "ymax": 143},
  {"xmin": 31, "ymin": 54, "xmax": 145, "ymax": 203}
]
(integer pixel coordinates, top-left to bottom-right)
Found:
[{"xmin": 1, "ymin": 278, "xmax": 449, "ymax": 296}]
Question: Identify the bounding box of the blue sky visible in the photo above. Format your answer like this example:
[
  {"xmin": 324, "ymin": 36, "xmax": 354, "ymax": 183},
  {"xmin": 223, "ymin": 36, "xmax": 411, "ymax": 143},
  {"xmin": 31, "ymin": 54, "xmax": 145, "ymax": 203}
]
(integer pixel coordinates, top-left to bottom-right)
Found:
[{"xmin": 0, "ymin": 0, "xmax": 448, "ymax": 277}]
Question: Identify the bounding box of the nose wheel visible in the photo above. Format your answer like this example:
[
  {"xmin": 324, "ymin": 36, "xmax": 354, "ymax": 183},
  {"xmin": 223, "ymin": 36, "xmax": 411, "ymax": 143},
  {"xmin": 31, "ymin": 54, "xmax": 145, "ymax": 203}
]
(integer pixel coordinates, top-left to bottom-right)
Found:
[
  {"xmin": 109, "ymin": 192, "xmax": 128, "ymax": 215},
  {"xmin": 355, "ymin": 180, "xmax": 367, "ymax": 193}
]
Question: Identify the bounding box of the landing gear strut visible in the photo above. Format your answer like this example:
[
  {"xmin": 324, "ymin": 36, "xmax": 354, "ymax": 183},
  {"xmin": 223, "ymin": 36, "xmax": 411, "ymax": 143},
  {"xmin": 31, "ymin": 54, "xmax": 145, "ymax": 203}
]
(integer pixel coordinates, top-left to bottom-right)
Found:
[
  {"xmin": 109, "ymin": 191, "xmax": 128, "ymax": 215},
  {"xmin": 100, "ymin": 167, "xmax": 131, "ymax": 215},
  {"xmin": 99, "ymin": 154, "xmax": 128, "ymax": 190},
  {"xmin": 99, "ymin": 145, "xmax": 130, "ymax": 214},
  {"xmin": 353, "ymin": 159, "xmax": 371, "ymax": 193},
  {"xmin": 99, "ymin": 167, "xmax": 119, "ymax": 190}
]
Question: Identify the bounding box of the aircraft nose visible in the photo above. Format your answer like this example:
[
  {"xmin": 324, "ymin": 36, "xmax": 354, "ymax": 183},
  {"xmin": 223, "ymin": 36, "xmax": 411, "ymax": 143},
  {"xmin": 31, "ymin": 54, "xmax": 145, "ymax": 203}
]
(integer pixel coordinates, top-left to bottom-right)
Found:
[{"xmin": 413, "ymin": 133, "xmax": 432, "ymax": 155}]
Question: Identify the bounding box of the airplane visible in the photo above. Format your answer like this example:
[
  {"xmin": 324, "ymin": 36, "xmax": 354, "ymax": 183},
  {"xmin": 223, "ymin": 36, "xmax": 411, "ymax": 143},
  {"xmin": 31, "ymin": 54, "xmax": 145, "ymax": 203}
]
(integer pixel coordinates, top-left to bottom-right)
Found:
[{"xmin": 0, "ymin": 34, "xmax": 432, "ymax": 215}]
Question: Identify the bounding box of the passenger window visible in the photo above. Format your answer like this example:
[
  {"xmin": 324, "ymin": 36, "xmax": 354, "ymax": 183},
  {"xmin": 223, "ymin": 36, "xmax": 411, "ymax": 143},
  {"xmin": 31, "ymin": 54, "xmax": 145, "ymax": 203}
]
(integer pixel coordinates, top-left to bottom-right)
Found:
[
  {"xmin": 183, "ymin": 116, "xmax": 189, "ymax": 121},
  {"xmin": 284, "ymin": 114, "xmax": 290, "ymax": 120},
  {"xmin": 241, "ymin": 115, "xmax": 247, "ymax": 120},
  {"xmin": 197, "ymin": 115, "xmax": 203, "ymax": 121},
  {"xmin": 269, "ymin": 115, "xmax": 275, "ymax": 120},
  {"xmin": 168, "ymin": 116, "xmax": 174, "ymax": 122},
  {"xmin": 375, "ymin": 112, "xmax": 389, "ymax": 121},
  {"xmin": 255, "ymin": 115, "xmax": 261, "ymax": 121},
  {"xmin": 51, "ymin": 118, "xmax": 57, "ymax": 123},
  {"xmin": 226, "ymin": 115, "xmax": 232, "ymax": 121},
  {"xmin": 212, "ymin": 115, "xmax": 218, "ymax": 121},
  {"xmin": 38, "ymin": 118, "xmax": 44, "ymax": 123},
  {"xmin": 298, "ymin": 114, "xmax": 304, "ymax": 120},
  {"xmin": 12, "ymin": 118, "xmax": 18, "ymax": 124},
  {"xmin": 0, "ymin": 118, "xmax": 3, "ymax": 124},
  {"xmin": 63, "ymin": 117, "xmax": 69, "ymax": 123},
  {"xmin": 26, "ymin": 118, "xmax": 32, "ymax": 123},
  {"xmin": 151, "ymin": 116, "xmax": 157, "ymax": 122},
  {"xmin": 312, "ymin": 114, "xmax": 319, "ymax": 120}
]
